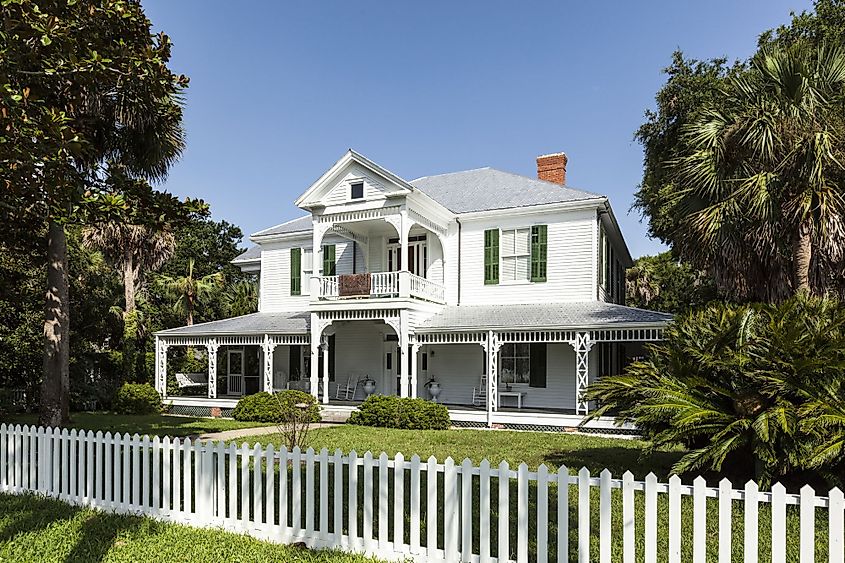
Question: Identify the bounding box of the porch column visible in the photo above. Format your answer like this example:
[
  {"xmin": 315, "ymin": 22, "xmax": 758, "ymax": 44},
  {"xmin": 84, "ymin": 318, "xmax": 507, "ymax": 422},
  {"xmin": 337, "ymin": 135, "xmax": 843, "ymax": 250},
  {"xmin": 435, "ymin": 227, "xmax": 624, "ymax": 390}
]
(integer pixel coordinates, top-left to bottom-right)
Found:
[
  {"xmin": 398, "ymin": 311, "xmax": 409, "ymax": 398},
  {"xmin": 321, "ymin": 335, "xmax": 330, "ymax": 404},
  {"xmin": 309, "ymin": 313, "xmax": 320, "ymax": 400},
  {"xmin": 574, "ymin": 332, "xmax": 593, "ymax": 415},
  {"xmin": 263, "ymin": 335, "xmax": 275, "ymax": 393},
  {"xmin": 484, "ymin": 330, "xmax": 501, "ymax": 427},
  {"xmin": 155, "ymin": 337, "xmax": 169, "ymax": 397},
  {"xmin": 399, "ymin": 209, "xmax": 409, "ymax": 271},
  {"xmin": 410, "ymin": 342, "xmax": 421, "ymax": 398},
  {"xmin": 207, "ymin": 339, "xmax": 219, "ymax": 399}
]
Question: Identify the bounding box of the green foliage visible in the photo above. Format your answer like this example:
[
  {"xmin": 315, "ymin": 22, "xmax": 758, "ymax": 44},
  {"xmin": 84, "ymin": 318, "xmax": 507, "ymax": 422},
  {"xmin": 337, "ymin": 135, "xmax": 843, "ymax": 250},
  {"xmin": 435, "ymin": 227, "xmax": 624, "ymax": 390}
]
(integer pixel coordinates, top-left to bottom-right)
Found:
[
  {"xmin": 348, "ymin": 396, "xmax": 451, "ymax": 430},
  {"xmin": 626, "ymin": 252, "xmax": 717, "ymax": 313},
  {"xmin": 113, "ymin": 383, "xmax": 162, "ymax": 415},
  {"xmin": 155, "ymin": 258, "xmax": 224, "ymax": 326},
  {"xmin": 232, "ymin": 391, "xmax": 321, "ymax": 424},
  {"xmin": 585, "ymin": 294, "xmax": 845, "ymax": 486},
  {"xmin": 223, "ymin": 280, "xmax": 259, "ymax": 317}
]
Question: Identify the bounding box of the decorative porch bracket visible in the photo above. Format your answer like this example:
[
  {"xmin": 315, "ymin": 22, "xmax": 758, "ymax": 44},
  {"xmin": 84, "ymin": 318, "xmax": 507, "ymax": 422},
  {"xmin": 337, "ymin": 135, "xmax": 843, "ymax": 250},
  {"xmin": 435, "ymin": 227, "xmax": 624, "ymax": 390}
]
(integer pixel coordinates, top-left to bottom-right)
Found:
[
  {"xmin": 154, "ymin": 337, "xmax": 169, "ymax": 396},
  {"xmin": 262, "ymin": 335, "xmax": 275, "ymax": 395},
  {"xmin": 574, "ymin": 332, "xmax": 593, "ymax": 415},
  {"xmin": 207, "ymin": 339, "xmax": 219, "ymax": 399},
  {"xmin": 481, "ymin": 331, "xmax": 502, "ymax": 428}
]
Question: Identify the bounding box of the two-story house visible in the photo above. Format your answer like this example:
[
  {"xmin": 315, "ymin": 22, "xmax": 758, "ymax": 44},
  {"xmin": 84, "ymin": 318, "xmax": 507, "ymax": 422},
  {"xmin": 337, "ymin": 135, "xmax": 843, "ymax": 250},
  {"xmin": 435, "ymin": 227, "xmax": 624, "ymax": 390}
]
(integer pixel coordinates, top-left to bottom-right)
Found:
[{"xmin": 155, "ymin": 150, "xmax": 670, "ymax": 429}]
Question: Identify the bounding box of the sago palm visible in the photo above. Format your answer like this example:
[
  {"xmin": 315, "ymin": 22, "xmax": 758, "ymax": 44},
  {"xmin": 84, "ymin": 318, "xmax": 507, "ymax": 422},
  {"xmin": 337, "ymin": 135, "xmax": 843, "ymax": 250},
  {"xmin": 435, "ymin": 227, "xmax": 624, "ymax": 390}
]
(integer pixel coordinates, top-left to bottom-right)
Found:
[
  {"xmin": 223, "ymin": 280, "xmax": 259, "ymax": 317},
  {"xmin": 157, "ymin": 258, "xmax": 224, "ymax": 326},
  {"xmin": 673, "ymin": 42, "xmax": 845, "ymax": 299}
]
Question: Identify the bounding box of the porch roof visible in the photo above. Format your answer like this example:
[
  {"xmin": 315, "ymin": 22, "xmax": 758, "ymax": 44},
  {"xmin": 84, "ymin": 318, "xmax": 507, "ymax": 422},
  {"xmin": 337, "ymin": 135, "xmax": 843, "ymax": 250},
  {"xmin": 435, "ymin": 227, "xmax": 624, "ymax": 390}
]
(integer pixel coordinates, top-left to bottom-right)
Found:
[
  {"xmin": 415, "ymin": 302, "xmax": 672, "ymax": 332},
  {"xmin": 155, "ymin": 312, "xmax": 309, "ymax": 337}
]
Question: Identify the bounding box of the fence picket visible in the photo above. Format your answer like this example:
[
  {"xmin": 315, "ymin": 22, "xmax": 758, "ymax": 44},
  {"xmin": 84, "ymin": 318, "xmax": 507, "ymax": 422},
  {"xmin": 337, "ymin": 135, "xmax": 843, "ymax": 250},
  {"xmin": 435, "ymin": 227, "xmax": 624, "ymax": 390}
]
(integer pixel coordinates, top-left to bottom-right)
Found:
[
  {"xmin": 578, "ymin": 467, "xmax": 590, "ymax": 563},
  {"xmin": 445, "ymin": 457, "xmax": 459, "ymax": 560},
  {"xmin": 266, "ymin": 444, "xmax": 275, "ymax": 530},
  {"xmin": 718, "ymin": 478, "xmax": 731, "ymax": 563},
  {"xmin": 2, "ymin": 424, "xmax": 843, "ymax": 563},
  {"xmin": 378, "ymin": 452, "xmax": 388, "ymax": 549},
  {"xmin": 479, "ymin": 459, "xmax": 491, "ymax": 563},
  {"xmin": 800, "ymin": 485, "xmax": 815, "ymax": 563},
  {"xmin": 498, "ymin": 460, "xmax": 510, "ymax": 563},
  {"xmin": 693, "ymin": 476, "xmax": 706, "ymax": 563},
  {"xmin": 320, "ymin": 448, "xmax": 330, "ymax": 540},
  {"xmin": 668, "ymin": 475, "xmax": 681, "ymax": 563},
  {"xmin": 429, "ymin": 456, "xmax": 439, "ymax": 560},
  {"xmin": 622, "ymin": 471, "xmax": 635, "ymax": 563},
  {"xmin": 830, "ymin": 487, "xmax": 844, "ymax": 563},
  {"xmin": 771, "ymin": 482, "xmax": 786, "ymax": 563},
  {"xmin": 537, "ymin": 464, "xmax": 549, "ymax": 563},
  {"xmin": 600, "ymin": 468, "xmax": 612, "ymax": 563},
  {"xmin": 394, "ymin": 453, "xmax": 405, "ymax": 553},
  {"xmin": 558, "ymin": 466, "xmax": 569, "ymax": 563}
]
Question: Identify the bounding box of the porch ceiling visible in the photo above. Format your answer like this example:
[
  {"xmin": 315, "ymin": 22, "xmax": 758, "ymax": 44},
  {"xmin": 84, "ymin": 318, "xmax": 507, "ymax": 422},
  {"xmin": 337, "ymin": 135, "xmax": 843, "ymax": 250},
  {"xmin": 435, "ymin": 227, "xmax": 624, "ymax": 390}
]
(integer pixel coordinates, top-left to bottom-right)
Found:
[
  {"xmin": 415, "ymin": 302, "xmax": 672, "ymax": 332},
  {"xmin": 155, "ymin": 312, "xmax": 310, "ymax": 337}
]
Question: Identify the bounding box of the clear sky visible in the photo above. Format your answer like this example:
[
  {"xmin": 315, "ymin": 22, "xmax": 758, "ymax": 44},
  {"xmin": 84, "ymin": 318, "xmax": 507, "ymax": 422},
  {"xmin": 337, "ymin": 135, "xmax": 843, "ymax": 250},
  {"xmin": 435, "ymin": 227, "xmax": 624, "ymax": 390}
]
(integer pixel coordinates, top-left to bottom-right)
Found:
[{"xmin": 143, "ymin": 0, "xmax": 813, "ymax": 258}]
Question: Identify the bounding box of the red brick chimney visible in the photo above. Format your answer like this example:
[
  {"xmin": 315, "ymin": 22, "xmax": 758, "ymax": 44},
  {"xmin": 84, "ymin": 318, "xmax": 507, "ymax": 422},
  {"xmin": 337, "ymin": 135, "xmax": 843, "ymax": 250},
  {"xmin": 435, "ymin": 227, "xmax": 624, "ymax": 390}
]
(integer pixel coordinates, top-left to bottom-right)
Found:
[{"xmin": 536, "ymin": 152, "xmax": 568, "ymax": 185}]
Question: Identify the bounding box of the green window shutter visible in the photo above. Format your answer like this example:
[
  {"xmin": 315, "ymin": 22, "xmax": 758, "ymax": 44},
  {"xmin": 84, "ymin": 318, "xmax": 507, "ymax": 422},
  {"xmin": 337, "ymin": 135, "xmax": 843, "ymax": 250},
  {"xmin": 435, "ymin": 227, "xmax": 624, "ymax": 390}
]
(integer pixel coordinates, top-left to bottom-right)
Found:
[
  {"xmin": 322, "ymin": 244, "xmax": 336, "ymax": 276},
  {"xmin": 290, "ymin": 247, "xmax": 301, "ymax": 295},
  {"xmin": 484, "ymin": 229, "xmax": 499, "ymax": 285},
  {"xmin": 529, "ymin": 343, "xmax": 547, "ymax": 388},
  {"xmin": 531, "ymin": 225, "xmax": 547, "ymax": 282}
]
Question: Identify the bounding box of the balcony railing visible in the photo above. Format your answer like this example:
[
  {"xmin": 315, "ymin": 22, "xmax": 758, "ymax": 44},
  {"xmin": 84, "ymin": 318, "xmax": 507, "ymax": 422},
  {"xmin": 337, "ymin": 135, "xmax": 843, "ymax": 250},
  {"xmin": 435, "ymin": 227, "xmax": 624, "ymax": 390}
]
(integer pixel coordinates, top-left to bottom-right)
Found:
[{"xmin": 314, "ymin": 271, "xmax": 445, "ymax": 304}]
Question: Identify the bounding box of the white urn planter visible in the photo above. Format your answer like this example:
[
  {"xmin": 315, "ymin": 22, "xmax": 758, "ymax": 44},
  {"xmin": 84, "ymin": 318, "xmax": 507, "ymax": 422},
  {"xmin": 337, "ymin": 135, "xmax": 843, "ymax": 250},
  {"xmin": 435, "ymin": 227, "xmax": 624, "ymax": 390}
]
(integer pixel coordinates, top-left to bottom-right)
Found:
[
  {"xmin": 426, "ymin": 381, "xmax": 442, "ymax": 402},
  {"xmin": 361, "ymin": 378, "xmax": 377, "ymax": 397}
]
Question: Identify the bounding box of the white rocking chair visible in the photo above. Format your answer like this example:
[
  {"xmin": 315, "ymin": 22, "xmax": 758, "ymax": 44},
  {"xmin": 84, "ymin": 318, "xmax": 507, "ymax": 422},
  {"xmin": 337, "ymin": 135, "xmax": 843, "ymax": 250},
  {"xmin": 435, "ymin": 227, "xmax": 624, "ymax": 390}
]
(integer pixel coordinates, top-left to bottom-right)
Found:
[
  {"xmin": 335, "ymin": 375, "xmax": 359, "ymax": 400},
  {"xmin": 471, "ymin": 375, "xmax": 487, "ymax": 406}
]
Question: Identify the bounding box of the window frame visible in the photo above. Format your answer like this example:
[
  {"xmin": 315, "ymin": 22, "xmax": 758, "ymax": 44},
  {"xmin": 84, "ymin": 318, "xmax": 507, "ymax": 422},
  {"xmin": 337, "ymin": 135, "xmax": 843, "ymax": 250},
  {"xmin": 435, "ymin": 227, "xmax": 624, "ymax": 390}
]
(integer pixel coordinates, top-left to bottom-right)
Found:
[
  {"xmin": 499, "ymin": 342, "xmax": 531, "ymax": 386},
  {"xmin": 350, "ymin": 181, "xmax": 364, "ymax": 200},
  {"xmin": 500, "ymin": 227, "xmax": 532, "ymax": 284}
]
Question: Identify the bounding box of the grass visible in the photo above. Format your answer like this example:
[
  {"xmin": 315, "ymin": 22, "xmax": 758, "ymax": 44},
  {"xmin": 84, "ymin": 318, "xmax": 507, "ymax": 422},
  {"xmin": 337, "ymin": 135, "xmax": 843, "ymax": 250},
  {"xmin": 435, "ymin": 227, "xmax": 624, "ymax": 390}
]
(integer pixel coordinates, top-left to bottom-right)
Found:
[
  {"xmin": 1, "ymin": 412, "xmax": 272, "ymax": 439},
  {"xmin": 238, "ymin": 424, "xmax": 685, "ymax": 480},
  {"xmin": 0, "ymin": 493, "xmax": 382, "ymax": 563}
]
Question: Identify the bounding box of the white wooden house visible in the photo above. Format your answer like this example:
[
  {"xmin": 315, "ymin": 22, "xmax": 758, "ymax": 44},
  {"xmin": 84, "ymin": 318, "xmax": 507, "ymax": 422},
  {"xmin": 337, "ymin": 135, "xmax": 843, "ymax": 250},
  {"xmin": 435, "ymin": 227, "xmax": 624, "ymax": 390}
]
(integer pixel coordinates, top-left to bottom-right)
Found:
[{"xmin": 155, "ymin": 150, "xmax": 670, "ymax": 429}]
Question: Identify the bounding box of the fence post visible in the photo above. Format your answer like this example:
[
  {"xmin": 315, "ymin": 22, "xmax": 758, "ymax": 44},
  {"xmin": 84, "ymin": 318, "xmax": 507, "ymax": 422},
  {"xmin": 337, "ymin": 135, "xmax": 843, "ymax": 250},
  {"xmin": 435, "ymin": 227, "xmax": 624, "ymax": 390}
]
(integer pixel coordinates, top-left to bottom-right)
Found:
[
  {"xmin": 558, "ymin": 466, "xmax": 569, "ymax": 563},
  {"xmin": 462, "ymin": 457, "xmax": 475, "ymax": 563},
  {"xmin": 394, "ymin": 453, "xmax": 406, "ymax": 553},
  {"xmin": 479, "ymin": 459, "xmax": 491, "ymax": 563},
  {"xmin": 744, "ymin": 480, "xmax": 759, "ymax": 563},
  {"xmin": 253, "ymin": 443, "xmax": 264, "ymax": 529},
  {"xmin": 333, "ymin": 449, "xmax": 343, "ymax": 545},
  {"xmin": 718, "ymin": 478, "xmax": 732, "ymax": 563},
  {"xmin": 142, "ymin": 435, "xmax": 150, "ymax": 511},
  {"xmin": 348, "ymin": 450, "xmax": 358, "ymax": 550},
  {"xmin": 278, "ymin": 446, "xmax": 289, "ymax": 541},
  {"xmin": 266, "ymin": 444, "xmax": 275, "ymax": 534},
  {"xmin": 830, "ymin": 487, "xmax": 844, "ymax": 563},
  {"xmin": 600, "ymin": 469, "xmax": 612, "ymax": 563},
  {"xmin": 771, "ymin": 482, "xmax": 786, "ymax": 563},
  {"xmin": 321, "ymin": 448, "xmax": 330, "ymax": 542},
  {"xmin": 378, "ymin": 452, "xmax": 388, "ymax": 550},
  {"xmin": 363, "ymin": 451, "xmax": 374, "ymax": 550},
  {"xmin": 205, "ymin": 441, "xmax": 217, "ymax": 525},
  {"xmin": 306, "ymin": 447, "xmax": 315, "ymax": 538},
  {"xmin": 444, "ymin": 457, "xmax": 459, "ymax": 560},
  {"xmin": 429, "ymin": 456, "xmax": 440, "ymax": 560},
  {"xmin": 668, "ymin": 475, "xmax": 681, "ymax": 563},
  {"xmin": 240, "ymin": 443, "xmax": 250, "ymax": 530},
  {"xmin": 410, "ymin": 454, "xmax": 421, "ymax": 555}
]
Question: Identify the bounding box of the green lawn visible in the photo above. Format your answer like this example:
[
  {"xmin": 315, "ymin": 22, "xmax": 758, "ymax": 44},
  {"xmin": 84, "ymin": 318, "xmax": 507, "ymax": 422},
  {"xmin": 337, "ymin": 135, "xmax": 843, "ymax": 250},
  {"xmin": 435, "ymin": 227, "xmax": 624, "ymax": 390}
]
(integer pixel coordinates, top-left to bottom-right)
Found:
[
  {"xmin": 0, "ymin": 493, "xmax": 381, "ymax": 563},
  {"xmin": 238, "ymin": 424, "xmax": 685, "ymax": 480},
  {"xmin": 1, "ymin": 412, "xmax": 272, "ymax": 439}
]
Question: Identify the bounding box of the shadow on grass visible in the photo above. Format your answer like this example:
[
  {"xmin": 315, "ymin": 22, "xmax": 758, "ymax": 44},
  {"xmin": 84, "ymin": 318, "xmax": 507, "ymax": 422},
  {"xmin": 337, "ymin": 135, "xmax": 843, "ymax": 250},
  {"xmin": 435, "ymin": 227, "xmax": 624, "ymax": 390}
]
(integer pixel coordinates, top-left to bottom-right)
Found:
[{"xmin": 542, "ymin": 445, "xmax": 684, "ymax": 480}]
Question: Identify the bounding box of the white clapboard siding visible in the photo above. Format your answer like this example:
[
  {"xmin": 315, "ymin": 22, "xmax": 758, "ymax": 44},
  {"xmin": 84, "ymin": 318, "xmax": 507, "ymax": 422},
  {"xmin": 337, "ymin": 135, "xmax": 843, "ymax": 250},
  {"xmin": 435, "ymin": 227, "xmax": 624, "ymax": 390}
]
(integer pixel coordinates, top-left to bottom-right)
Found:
[{"xmin": 1, "ymin": 423, "xmax": 844, "ymax": 563}]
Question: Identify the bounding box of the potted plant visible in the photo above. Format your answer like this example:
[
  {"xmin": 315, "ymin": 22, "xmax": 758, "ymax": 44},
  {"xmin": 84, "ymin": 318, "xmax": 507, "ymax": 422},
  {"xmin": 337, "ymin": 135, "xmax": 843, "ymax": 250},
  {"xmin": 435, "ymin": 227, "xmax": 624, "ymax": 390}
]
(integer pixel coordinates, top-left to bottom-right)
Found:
[
  {"xmin": 361, "ymin": 375, "xmax": 377, "ymax": 397},
  {"xmin": 424, "ymin": 376, "xmax": 442, "ymax": 402}
]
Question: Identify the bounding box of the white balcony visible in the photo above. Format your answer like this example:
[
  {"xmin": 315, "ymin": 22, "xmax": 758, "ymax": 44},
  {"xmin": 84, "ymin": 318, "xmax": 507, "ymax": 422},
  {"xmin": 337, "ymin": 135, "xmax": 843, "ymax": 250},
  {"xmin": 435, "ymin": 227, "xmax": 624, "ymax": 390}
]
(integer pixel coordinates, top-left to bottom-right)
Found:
[{"xmin": 314, "ymin": 271, "xmax": 445, "ymax": 304}]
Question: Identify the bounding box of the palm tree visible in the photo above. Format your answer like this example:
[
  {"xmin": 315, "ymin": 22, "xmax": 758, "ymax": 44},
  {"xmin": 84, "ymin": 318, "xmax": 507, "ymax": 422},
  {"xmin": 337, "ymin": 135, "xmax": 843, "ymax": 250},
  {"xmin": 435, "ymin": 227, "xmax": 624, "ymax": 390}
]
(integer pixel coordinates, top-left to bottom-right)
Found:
[
  {"xmin": 82, "ymin": 222, "xmax": 175, "ymax": 318},
  {"xmin": 223, "ymin": 279, "xmax": 259, "ymax": 317},
  {"xmin": 673, "ymin": 42, "xmax": 845, "ymax": 300},
  {"xmin": 157, "ymin": 258, "xmax": 224, "ymax": 326}
]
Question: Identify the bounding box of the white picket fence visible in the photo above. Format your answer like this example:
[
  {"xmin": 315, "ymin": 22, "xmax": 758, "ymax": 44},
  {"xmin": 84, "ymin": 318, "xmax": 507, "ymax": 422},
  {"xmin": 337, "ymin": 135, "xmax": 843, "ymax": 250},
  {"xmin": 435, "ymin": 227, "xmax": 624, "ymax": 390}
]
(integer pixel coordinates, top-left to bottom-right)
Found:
[{"xmin": 0, "ymin": 423, "xmax": 843, "ymax": 562}]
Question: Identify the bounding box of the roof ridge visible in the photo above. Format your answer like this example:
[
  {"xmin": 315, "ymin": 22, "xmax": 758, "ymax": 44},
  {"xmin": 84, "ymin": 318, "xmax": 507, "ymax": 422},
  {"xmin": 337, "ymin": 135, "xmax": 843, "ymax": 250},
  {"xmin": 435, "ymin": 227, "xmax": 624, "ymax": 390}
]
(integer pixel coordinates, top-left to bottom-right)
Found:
[{"xmin": 409, "ymin": 166, "xmax": 492, "ymax": 183}]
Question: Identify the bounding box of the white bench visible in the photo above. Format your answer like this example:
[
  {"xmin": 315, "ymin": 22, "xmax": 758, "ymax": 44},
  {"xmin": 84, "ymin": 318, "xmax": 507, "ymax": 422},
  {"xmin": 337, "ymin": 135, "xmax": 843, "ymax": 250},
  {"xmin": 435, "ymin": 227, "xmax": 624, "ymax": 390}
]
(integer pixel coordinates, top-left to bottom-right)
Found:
[{"xmin": 175, "ymin": 372, "xmax": 208, "ymax": 389}]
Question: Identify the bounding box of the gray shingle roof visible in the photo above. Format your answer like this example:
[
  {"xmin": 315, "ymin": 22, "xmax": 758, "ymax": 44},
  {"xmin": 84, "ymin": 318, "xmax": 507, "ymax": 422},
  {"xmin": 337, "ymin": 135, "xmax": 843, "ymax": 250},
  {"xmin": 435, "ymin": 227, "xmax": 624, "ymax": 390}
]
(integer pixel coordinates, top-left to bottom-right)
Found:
[
  {"xmin": 156, "ymin": 312, "xmax": 309, "ymax": 336},
  {"xmin": 232, "ymin": 246, "xmax": 261, "ymax": 263},
  {"xmin": 410, "ymin": 168, "xmax": 603, "ymax": 213},
  {"xmin": 251, "ymin": 215, "xmax": 312, "ymax": 238},
  {"xmin": 416, "ymin": 302, "xmax": 672, "ymax": 332}
]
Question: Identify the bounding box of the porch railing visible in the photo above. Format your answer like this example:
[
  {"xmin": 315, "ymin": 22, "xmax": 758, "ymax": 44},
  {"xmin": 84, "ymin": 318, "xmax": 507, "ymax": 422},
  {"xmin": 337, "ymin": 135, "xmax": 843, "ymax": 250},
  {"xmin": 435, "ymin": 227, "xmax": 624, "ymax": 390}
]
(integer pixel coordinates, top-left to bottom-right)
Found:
[{"xmin": 315, "ymin": 271, "xmax": 445, "ymax": 303}]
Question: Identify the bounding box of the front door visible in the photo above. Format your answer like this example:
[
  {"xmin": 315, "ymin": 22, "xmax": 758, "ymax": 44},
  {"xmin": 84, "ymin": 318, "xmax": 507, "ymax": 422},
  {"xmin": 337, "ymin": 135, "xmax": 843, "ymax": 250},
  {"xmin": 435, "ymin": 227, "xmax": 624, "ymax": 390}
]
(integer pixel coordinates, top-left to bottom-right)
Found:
[{"xmin": 227, "ymin": 349, "xmax": 244, "ymax": 396}]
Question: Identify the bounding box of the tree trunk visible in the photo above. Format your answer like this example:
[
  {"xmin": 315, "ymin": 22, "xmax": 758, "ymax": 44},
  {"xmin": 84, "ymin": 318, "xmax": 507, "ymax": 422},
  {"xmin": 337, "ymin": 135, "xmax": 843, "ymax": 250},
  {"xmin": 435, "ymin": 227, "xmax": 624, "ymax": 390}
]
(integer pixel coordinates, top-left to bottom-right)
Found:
[
  {"xmin": 40, "ymin": 220, "xmax": 70, "ymax": 427},
  {"xmin": 792, "ymin": 219, "xmax": 813, "ymax": 294},
  {"xmin": 123, "ymin": 249, "xmax": 136, "ymax": 313}
]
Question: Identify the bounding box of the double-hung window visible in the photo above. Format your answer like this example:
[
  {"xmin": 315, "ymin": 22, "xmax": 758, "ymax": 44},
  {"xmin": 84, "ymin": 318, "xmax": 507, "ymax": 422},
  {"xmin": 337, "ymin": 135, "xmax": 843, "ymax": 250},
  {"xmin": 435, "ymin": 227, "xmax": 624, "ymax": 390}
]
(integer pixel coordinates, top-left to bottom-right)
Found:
[
  {"xmin": 301, "ymin": 248, "xmax": 313, "ymax": 295},
  {"xmin": 500, "ymin": 343, "xmax": 530, "ymax": 385},
  {"xmin": 500, "ymin": 228, "xmax": 531, "ymax": 282}
]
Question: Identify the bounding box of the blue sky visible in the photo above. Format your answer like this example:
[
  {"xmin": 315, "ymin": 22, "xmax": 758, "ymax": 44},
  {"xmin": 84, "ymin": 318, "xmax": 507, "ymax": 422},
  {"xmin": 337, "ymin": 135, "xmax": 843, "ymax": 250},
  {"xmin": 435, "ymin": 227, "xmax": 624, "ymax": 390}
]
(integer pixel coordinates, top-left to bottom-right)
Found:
[{"xmin": 144, "ymin": 0, "xmax": 813, "ymax": 258}]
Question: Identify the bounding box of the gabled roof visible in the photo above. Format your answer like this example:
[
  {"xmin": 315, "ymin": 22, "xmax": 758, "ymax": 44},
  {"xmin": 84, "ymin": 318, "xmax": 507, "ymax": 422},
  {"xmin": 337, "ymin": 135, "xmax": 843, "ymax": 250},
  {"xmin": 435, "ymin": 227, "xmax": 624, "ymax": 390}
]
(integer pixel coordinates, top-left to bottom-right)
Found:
[
  {"xmin": 231, "ymin": 245, "xmax": 261, "ymax": 263},
  {"xmin": 251, "ymin": 215, "xmax": 312, "ymax": 239},
  {"xmin": 156, "ymin": 312, "xmax": 310, "ymax": 336},
  {"xmin": 416, "ymin": 302, "xmax": 672, "ymax": 332},
  {"xmin": 410, "ymin": 167, "xmax": 603, "ymax": 214},
  {"xmin": 295, "ymin": 149, "xmax": 415, "ymax": 208}
]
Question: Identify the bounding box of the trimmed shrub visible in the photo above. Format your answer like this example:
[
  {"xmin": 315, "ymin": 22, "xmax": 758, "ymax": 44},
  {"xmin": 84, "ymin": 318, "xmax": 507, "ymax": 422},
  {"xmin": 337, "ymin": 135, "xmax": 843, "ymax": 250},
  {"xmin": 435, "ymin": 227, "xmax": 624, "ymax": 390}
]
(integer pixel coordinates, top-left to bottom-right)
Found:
[
  {"xmin": 348, "ymin": 395, "xmax": 450, "ymax": 430},
  {"xmin": 232, "ymin": 391, "xmax": 321, "ymax": 424},
  {"xmin": 112, "ymin": 383, "xmax": 162, "ymax": 415}
]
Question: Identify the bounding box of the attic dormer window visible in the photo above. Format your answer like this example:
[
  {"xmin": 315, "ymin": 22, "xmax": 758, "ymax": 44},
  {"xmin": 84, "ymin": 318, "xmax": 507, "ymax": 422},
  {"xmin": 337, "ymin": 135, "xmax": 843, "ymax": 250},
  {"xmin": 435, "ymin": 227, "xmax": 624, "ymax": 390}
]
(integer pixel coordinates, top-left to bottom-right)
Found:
[{"xmin": 350, "ymin": 182, "xmax": 364, "ymax": 199}]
